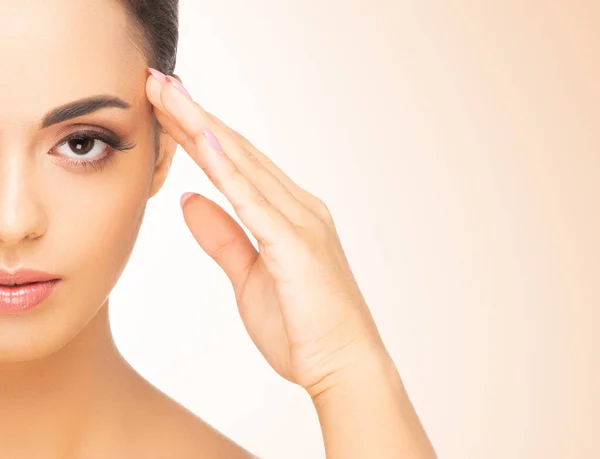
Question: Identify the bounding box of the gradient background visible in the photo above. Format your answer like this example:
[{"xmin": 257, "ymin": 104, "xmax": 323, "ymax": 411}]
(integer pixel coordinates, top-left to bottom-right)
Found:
[{"xmin": 109, "ymin": 1, "xmax": 598, "ymax": 458}]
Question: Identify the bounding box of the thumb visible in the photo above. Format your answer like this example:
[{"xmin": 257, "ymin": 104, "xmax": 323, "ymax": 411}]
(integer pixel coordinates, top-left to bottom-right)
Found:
[{"xmin": 180, "ymin": 192, "xmax": 258, "ymax": 291}]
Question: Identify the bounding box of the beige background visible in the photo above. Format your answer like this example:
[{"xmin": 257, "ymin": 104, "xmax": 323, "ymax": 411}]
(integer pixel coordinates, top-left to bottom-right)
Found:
[{"xmin": 109, "ymin": 1, "xmax": 598, "ymax": 458}]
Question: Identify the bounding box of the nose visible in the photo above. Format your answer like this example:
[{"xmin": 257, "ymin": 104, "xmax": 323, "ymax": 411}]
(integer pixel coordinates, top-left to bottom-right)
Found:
[{"xmin": 0, "ymin": 154, "xmax": 47, "ymax": 246}]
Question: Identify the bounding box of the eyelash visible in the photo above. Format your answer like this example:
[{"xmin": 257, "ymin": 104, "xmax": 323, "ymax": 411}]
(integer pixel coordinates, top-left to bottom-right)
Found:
[{"xmin": 51, "ymin": 128, "xmax": 136, "ymax": 171}]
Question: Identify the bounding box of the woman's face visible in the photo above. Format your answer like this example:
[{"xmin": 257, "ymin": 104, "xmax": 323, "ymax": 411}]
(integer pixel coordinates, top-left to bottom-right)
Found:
[{"xmin": 0, "ymin": 0, "xmax": 175, "ymax": 362}]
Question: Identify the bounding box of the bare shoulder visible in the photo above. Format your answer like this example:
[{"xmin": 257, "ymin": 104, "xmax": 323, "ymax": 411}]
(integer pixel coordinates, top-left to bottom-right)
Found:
[{"xmin": 124, "ymin": 380, "xmax": 258, "ymax": 459}]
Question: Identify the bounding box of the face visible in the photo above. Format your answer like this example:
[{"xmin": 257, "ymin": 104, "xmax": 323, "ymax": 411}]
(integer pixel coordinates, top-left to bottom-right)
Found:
[{"xmin": 0, "ymin": 0, "xmax": 176, "ymax": 362}]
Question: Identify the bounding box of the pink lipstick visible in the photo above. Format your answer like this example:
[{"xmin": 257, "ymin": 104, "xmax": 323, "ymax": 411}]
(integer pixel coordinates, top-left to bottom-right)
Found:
[{"xmin": 0, "ymin": 269, "xmax": 62, "ymax": 313}]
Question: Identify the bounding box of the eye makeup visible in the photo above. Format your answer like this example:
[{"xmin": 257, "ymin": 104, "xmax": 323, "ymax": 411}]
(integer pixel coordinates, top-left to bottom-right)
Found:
[{"xmin": 49, "ymin": 125, "xmax": 136, "ymax": 172}]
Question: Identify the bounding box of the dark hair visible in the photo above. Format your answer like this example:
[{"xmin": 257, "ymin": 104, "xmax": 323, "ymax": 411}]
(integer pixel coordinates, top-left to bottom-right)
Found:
[
  {"xmin": 119, "ymin": 0, "xmax": 180, "ymax": 159},
  {"xmin": 120, "ymin": 0, "xmax": 179, "ymax": 75}
]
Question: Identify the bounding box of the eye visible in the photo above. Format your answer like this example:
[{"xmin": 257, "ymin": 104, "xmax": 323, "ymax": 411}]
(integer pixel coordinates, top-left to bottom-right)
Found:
[
  {"xmin": 50, "ymin": 128, "xmax": 136, "ymax": 171},
  {"xmin": 56, "ymin": 134, "xmax": 109, "ymax": 161}
]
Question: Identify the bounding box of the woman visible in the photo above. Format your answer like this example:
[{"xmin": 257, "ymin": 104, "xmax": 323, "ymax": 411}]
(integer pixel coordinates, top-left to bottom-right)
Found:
[{"xmin": 0, "ymin": 0, "xmax": 437, "ymax": 457}]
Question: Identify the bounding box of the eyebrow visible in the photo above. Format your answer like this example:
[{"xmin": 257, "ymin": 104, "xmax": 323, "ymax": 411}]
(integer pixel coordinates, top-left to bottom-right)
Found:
[{"xmin": 40, "ymin": 95, "xmax": 131, "ymax": 129}]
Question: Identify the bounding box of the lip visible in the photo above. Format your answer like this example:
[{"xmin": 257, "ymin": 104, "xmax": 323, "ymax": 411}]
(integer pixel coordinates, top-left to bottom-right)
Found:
[
  {"xmin": 0, "ymin": 268, "xmax": 62, "ymax": 286},
  {"xmin": 0, "ymin": 269, "xmax": 63, "ymax": 313}
]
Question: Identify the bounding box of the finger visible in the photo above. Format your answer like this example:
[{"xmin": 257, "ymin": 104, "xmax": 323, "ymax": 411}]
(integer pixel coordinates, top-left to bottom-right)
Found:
[
  {"xmin": 147, "ymin": 73, "xmax": 325, "ymax": 221},
  {"xmin": 146, "ymin": 74, "xmax": 188, "ymax": 142},
  {"xmin": 159, "ymin": 81, "xmax": 300, "ymax": 248},
  {"xmin": 155, "ymin": 109, "xmax": 187, "ymax": 145},
  {"xmin": 181, "ymin": 192, "xmax": 257, "ymax": 293},
  {"xmin": 207, "ymin": 113, "xmax": 325, "ymax": 214},
  {"xmin": 147, "ymin": 75, "xmax": 214, "ymax": 174},
  {"xmin": 160, "ymin": 80, "xmax": 317, "ymax": 228},
  {"xmin": 203, "ymin": 111, "xmax": 335, "ymax": 226}
]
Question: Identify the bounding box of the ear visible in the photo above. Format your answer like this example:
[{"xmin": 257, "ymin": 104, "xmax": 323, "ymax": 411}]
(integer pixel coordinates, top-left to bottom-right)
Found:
[{"xmin": 148, "ymin": 119, "xmax": 178, "ymax": 199}]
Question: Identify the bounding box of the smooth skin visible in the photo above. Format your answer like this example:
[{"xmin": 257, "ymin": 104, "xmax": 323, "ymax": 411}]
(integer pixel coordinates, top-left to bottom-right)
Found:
[
  {"xmin": 0, "ymin": 1, "xmax": 262, "ymax": 457},
  {"xmin": 146, "ymin": 70, "xmax": 438, "ymax": 459},
  {"xmin": 0, "ymin": 0, "xmax": 435, "ymax": 456}
]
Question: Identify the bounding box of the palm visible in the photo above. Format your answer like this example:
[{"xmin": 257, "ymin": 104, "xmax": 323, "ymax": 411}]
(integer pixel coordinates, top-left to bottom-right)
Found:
[
  {"xmin": 182, "ymin": 192, "xmax": 374, "ymax": 392},
  {"xmin": 235, "ymin": 255, "xmax": 294, "ymax": 382}
]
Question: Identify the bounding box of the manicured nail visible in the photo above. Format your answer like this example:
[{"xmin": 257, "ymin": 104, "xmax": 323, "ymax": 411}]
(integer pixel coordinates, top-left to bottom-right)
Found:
[
  {"xmin": 166, "ymin": 75, "xmax": 192, "ymax": 100},
  {"xmin": 148, "ymin": 67, "xmax": 167, "ymax": 84},
  {"xmin": 203, "ymin": 126, "xmax": 223, "ymax": 153},
  {"xmin": 180, "ymin": 192, "xmax": 197, "ymax": 208}
]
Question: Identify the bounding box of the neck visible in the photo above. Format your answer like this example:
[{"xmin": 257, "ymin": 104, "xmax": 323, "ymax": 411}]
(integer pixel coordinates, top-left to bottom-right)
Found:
[{"xmin": 0, "ymin": 300, "xmax": 139, "ymax": 456}]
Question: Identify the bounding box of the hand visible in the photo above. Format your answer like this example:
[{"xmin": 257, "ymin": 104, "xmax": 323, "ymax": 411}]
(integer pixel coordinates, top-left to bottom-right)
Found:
[{"xmin": 145, "ymin": 69, "xmax": 391, "ymax": 398}]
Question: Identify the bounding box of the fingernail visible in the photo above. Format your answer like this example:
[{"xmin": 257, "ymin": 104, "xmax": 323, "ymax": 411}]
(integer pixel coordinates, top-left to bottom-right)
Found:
[
  {"xmin": 148, "ymin": 67, "xmax": 167, "ymax": 84},
  {"xmin": 180, "ymin": 192, "xmax": 197, "ymax": 208},
  {"xmin": 203, "ymin": 126, "xmax": 223, "ymax": 153},
  {"xmin": 166, "ymin": 75, "xmax": 193, "ymax": 100}
]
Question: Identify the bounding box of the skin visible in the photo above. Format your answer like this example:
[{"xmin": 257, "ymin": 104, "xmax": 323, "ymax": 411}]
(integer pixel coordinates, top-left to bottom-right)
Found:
[
  {"xmin": 0, "ymin": 0, "xmax": 437, "ymax": 457},
  {"xmin": 0, "ymin": 0, "xmax": 248, "ymax": 457}
]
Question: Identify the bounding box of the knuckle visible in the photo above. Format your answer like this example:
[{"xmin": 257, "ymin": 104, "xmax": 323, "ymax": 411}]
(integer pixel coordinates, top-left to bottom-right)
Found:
[
  {"xmin": 307, "ymin": 194, "xmax": 335, "ymax": 224},
  {"xmin": 298, "ymin": 211, "xmax": 331, "ymax": 243},
  {"xmin": 250, "ymin": 186, "xmax": 268, "ymax": 205},
  {"xmin": 310, "ymin": 218, "xmax": 332, "ymax": 241},
  {"xmin": 238, "ymin": 190, "xmax": 267, "ymax": 222},
  {"xmin": 226, "ymin": 164, "xmax": 267, "ymax": 207},
  {"xmin": 315, "ymin": 198, "xmax": 332, "ymax": 217},
  {"xmin": 232, "ymin": 173, "xmax": 267, "ymax": 208},
  {"xmin": 210, "ymin": 237, "xmax": 235, "ymax": 263},
  {"xmin": 241, "ymin": 146, "xmax": 261, "ymax": 165}
]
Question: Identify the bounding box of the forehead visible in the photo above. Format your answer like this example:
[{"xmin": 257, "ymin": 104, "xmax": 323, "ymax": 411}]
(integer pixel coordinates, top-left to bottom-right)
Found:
[{"xmin": 0, "ymin": 0, "xmax": 144, "ymax": 124}]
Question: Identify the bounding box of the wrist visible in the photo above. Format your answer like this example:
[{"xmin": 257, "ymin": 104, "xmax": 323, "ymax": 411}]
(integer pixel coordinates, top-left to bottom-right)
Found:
[
  {"xmin": 307, "ymin": 337, "xmax": 400, "ymax": 407},
  {"xmin": 305, "ymin": 334, "xmax": 438, "ymax": 459}
]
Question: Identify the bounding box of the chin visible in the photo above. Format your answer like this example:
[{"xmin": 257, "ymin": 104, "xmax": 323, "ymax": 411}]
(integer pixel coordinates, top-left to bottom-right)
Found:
[{"xmin": 0, "ymin": 287, "xmax": 108, "ymax": 364}]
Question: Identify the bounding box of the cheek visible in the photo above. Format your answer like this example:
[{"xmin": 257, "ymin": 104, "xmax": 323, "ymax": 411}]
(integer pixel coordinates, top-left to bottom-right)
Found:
[
  {"xmin": 0, "ymin": 155, "xmax": 154, "ymax": 362},
  {"xmin": 48, "ymin": 155, "xmax": 153, "ymax": 296}
]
